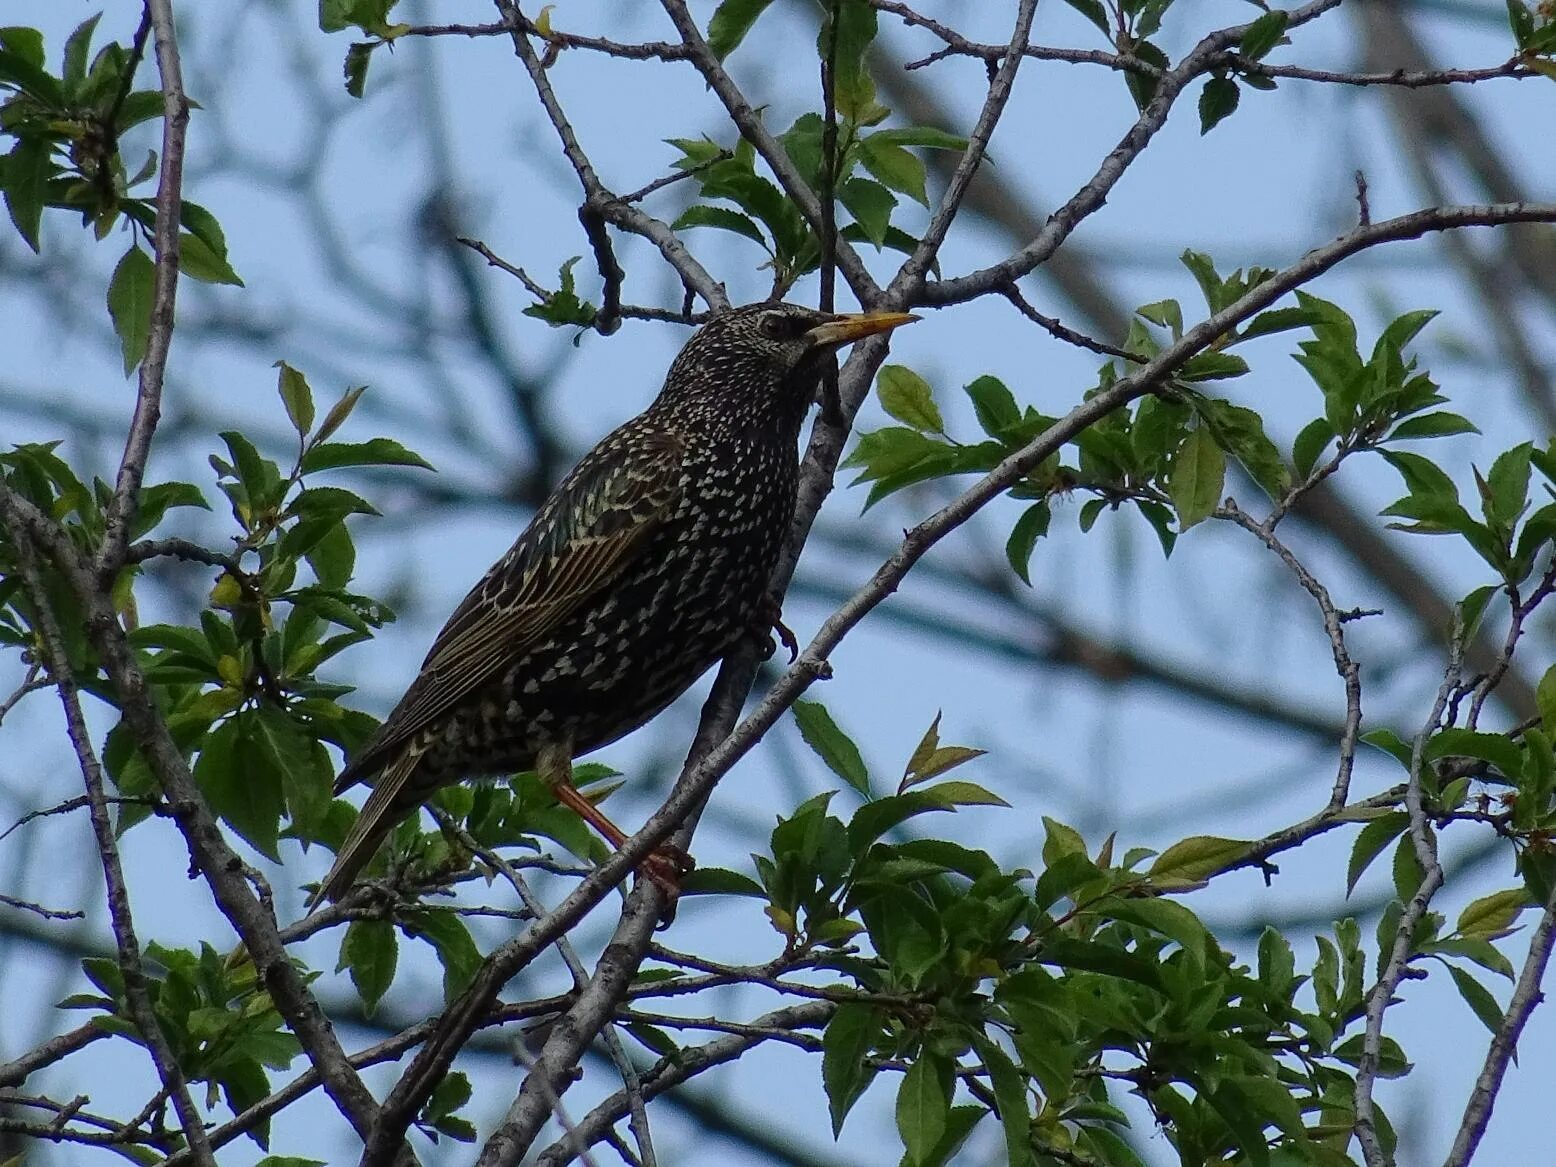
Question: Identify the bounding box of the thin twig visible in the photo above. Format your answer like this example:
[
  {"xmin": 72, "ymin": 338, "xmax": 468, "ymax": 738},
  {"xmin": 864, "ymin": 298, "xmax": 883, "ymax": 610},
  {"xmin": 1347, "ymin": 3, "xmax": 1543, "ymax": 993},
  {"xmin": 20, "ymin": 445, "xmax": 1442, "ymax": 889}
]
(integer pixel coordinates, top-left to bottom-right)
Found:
[
  {"xmin": 1353, "ymin": 618, "xmax": 1463, "ymax": 1164},
  {"xmin": 492, "ymin": 0, "xmax": 727, "ymax": 312},
  {"xmin": 0, "ymin": 667, "xmax": 46, "ymax": 728},
  {"xmin": 97, "ymin": 0, "xmax": 193, "ymax": 578},
  {"xmin": 1000, "ymin": 282, "xmax": 1137, "ymax": 360},
  {"xmin": 0, "ymin": 892, "xmax": 84, "ymax": 921},
  {"xmin": 1218, "ymin": 499, "xmax": 1364, "ymax": 808}
]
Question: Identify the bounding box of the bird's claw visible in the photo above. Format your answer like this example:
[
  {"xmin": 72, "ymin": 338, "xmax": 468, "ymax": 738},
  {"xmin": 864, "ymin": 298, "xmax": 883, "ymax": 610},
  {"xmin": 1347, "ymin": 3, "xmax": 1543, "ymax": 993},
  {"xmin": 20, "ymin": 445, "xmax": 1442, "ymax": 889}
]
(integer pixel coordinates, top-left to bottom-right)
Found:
[
  {"xmin": 751, "ymin": 595, "xmax": 799, "ymax": 664},
  {"xmin": 636, "ymin": 844, "xmax": 695, "ymax": 928}
]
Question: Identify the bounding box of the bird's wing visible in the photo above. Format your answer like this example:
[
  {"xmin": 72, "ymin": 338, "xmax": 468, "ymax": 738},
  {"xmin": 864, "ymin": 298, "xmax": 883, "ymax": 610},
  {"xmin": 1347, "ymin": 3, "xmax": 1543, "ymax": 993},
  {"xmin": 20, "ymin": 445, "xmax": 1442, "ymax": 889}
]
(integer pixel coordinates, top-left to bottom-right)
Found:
[{"xmin": 336, "ymin": 427, "xmax": 685, "ymax": 788}]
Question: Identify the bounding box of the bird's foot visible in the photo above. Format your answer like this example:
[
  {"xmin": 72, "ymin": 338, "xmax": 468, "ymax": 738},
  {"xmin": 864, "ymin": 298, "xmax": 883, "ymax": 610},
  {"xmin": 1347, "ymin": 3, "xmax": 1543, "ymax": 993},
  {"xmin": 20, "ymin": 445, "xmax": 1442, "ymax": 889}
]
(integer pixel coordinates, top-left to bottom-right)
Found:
[
  {"xmin": 636, "ymin": 843, "xmax": 695, "ymax": 927},
  {"xmin": 750, "ymin": 594, "xmax": 799, "ymax": 663}
]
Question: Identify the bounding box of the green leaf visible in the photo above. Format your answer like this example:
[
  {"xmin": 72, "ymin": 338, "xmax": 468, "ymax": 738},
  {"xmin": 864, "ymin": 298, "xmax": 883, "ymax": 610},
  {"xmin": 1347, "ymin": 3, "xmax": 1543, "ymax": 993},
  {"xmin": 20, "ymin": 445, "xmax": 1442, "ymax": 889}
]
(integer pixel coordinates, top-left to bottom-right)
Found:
[
  {"xmin": 62, "ymin": 14, "xmax": 102, "ymax": 94},
  {"xmin": 877, "ymin": 365, "xmax": 943, "ymax": 433},
  {"xmin": 679, "ymin": 866, "xmax": 767, "ymax": 897},
  {"xmin": 1424, "ymin": 728, "xmax": 1523, "ymax": 779},
  {"xmin": 0, "ymin": 26, "xmax": 45, "ymax": 69},
  {"xmin": 178, "ymin": 231, "xmax": 243, "ymax": 286},
  {"xmin": 256, "ymin": 706, "xmax": 332, "ymax": 839},
  {"xmin": 1195, "ymin": 398, "xmax": 1289, "ymax": 500},
  {"xmin": 301, "ymin": 439, "xmax": 433, "ymax": 474},
  {"xmin": 1291, "ymin": 417, "xmax": 1334, "ymax": 478},
  {"xmin": 1389, "ymin": 412, "xmax": 1479, "ymax": 441},
  {"xmin": 275, "ymin": 362, "xmax": 316, "ymax": 437},
  {"xmin": 708, "ymin": 0, "xmax": 778, "ymax": 58},
  {"xmin": 964, "ymin": 375, "xmax": 1020, "ymax": 439},
  {"xmin": 1061, "ymin": 0, "xmax": 1111, "ymax": 34},
  {"xmin": 902, "ymin": 716, "xmax": 985, "ymax": 789},
  {"xmin": 847, "ymin": 785, "xmax": 1005, "ymax": 853},
  {"xmin": 1124, "ymin": 39, "xmax": 1170, "ymax": 111},
  {"xmin": 1005, "ymin": 503, "xmax": 1050, "ymax": 586},
  {"xmin": 1148, "ymin": 835, "xmax": 1248, "ymax": 889},
  {"xmin": 822, "ymin": 1002, "xmax": 880, "ymax": 1135},
  {"xmin": 1257, "ymin": 926, "xmax": 1295, "ymax": 994},
  {"xmin": 1447, "ymin": 963, "xmax": 1504, "ymax": 1036},
  {"xmin": 1239, "ymin": 10, "xmax": 1289, "ymax": 60},
  {"xmin": 839, "ymin": 177, "xmax": 896, "ymax": 248},
  {"xmin": 2, "ymin": 136, "xmax": 52, "ymax": 253},
  {"xmin": 823, "ymin": 0, "xmax": 881, "ymax": 121},
  {"xmin": 1240, "ymin": 305, "xmax": 1318, "ymax": 342},
  {"xmin": 315, "ymin": 385, "xmax": 368, "ymax": 443},
  {"xmin": 858, "ymin": 136, "xmax": 928, "ymax": 206},
  {"xmin": 521, "ymin": 257, "xmax": 597, "ymax": 330},
  {"xmin": 1346, "ymin": 813, "xmax": 1408, "ymax": 897},
  {"xmin": 971, "ymin": 1035, "xmax": 1034, "ymax": 1167},
  {"xmin": 194, "ymin": 716, "xmax": 285, "ymax": 862},
  {"xmin": 1508, "ymin": 0, "xmax": 1536, "ymax": 47},
  {"xmin": 896, "ymin": 1053, "xmax": 951, "ymax": 1165},
  {"xmin": 1041, "ymin": 816, "xmax": 1087, "ymax": 865},
  {"xmin": 672, "ymin": 204, "xmax": 769, "ymax": 248},
  {"xmin": 1484, "ymin": 442, "xmax": 1533, "ymax": 529},
  {"xmin": 1168, "ymin": 425, "xmax": 1224, "ymax": 530},
  {"xmin": 867, "ymin": 127, "xmax": 970, "ymax": 152},
  {"xmin": 402, "ymin": 911, "xmax": 481, "ymax": 1001},
  {"xmin": 339, "ymin": 918, "xmax": 397, "ymax": 1017},
  {"xmin": 1198, "ymin": 75, "xmax": 1240, "ymax": 134},
  {"xmin": 108, "ymin": 247, "xmax": 156, "ymax": 375},
  {"xmin": 1456, "ymin": 888, "xmax": 1532, "ymax": 939},
  {"xmin": 343, "ymin": 40, "xmax": 374, "ymax": 98},
  {"xmin": 792, "ymin": 700, "xmax": 870, "ymax": 796}
]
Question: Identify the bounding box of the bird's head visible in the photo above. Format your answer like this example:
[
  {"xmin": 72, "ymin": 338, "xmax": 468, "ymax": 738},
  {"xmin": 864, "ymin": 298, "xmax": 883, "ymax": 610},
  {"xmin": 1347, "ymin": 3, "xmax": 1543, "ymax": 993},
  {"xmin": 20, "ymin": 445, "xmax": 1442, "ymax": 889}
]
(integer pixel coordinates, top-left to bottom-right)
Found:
[{"xmin": 654, "ymin": 302, "xmax": 917, "ymax": 430}]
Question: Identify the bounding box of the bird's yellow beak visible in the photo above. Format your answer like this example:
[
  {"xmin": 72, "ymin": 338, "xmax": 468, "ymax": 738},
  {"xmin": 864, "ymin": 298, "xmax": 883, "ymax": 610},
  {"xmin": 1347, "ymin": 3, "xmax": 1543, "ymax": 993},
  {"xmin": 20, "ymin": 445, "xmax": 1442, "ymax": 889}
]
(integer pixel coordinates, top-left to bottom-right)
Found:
[{"xmin": 805, "ymin": 311, "xmax": 919, "ymax": 348}]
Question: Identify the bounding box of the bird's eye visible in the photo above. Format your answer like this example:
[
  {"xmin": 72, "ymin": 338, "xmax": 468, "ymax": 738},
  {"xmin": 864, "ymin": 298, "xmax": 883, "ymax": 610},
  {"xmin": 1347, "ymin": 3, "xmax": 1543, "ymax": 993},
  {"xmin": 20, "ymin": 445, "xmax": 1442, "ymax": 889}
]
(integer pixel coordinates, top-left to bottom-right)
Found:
[{"xmin": 757, "ymin": 312, "xmax": 793, "ymax": 341}]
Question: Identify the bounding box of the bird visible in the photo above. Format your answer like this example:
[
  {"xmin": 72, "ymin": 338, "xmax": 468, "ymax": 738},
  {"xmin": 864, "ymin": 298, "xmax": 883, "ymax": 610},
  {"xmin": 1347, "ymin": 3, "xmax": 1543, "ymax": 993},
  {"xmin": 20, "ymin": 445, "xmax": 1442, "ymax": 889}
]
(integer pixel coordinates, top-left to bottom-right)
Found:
[{"xmin": 308, "ymin": 302, "xmax": 917, "ymax": 910}]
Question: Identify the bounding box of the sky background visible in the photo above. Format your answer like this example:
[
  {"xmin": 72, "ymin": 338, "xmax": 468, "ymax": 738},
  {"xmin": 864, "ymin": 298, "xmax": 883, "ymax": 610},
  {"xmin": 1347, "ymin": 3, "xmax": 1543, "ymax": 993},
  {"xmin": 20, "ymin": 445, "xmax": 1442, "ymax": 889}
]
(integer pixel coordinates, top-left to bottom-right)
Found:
[{"xmin": 2, "ymin": 0, "xmax": 1555, "ymax": 1163}]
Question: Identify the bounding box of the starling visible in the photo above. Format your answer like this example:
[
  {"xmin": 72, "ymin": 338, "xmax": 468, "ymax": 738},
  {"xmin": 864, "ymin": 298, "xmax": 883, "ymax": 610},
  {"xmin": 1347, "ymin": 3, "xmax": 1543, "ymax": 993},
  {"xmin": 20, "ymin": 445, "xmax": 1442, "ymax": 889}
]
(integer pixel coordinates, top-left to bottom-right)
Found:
[{"xmin": 309, "ymin": 303, "xmax": 916, "ymax": 908}]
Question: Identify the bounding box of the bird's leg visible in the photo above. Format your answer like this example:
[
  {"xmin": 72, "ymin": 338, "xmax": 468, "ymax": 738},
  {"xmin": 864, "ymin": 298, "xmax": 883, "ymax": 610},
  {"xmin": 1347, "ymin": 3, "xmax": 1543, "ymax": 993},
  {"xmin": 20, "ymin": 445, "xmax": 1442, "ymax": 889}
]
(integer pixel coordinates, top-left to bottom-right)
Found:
[
  {"xmin": 536, "ymin": 743, "xmax": 693, "ymax": 913},
  {"xmin": 750, "ymin": 593, "xmax": 799, "ymax": 663}
]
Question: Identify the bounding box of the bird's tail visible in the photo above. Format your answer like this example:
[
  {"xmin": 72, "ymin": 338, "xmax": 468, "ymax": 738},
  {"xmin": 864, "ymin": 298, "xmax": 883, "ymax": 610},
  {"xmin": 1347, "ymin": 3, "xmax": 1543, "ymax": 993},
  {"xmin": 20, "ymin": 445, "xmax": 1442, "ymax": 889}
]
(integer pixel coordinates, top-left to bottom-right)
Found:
[{"xmin": 306, "ymin": 748, "xmax": 424, "ymax": 912}]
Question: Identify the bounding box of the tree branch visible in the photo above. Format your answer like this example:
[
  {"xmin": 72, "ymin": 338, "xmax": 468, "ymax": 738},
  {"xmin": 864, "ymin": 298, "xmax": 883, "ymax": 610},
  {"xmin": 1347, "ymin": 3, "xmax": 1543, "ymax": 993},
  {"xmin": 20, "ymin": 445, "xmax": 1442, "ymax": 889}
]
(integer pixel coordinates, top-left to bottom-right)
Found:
[{"xmin": 98, "ymin": 0, "xmax": 192, "ymax": 578}]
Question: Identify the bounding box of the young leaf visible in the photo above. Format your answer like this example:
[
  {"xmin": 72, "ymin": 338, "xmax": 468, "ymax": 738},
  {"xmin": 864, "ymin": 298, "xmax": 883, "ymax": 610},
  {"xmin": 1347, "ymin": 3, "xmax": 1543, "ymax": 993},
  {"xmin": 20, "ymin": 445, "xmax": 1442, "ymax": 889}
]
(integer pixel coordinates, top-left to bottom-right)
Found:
[
  {"xmin": 672, "ymin": 204, "xmax": 769, "ymax": 249},
  {"xmin": 792, "ymin": 700, "xmax": 870, "ymax": 796},
  {"xmin": 876, "ymin": 365, "xmax": 944, "ymax": 434},
  {"xmin": 276, "ymin": 362, "xmax": 316, "ymax": 437},
  {"xmin": 1167, "ymin": 425, "xmax": 1224, "ymax": 530},
  {"xmin": 1147, "ymin": 835, "xmax": 1249, "ymax": 889},
  {"xmin": 708, "ymin": 0, "xmax": 779, "ymax": 59},
  {"xmin": 301, "ymin": 439, "xmax": 433, "ymax": 474},
  {"xmin": 858, "ymin": 136, "xmax": 928, "ymax": 206}
]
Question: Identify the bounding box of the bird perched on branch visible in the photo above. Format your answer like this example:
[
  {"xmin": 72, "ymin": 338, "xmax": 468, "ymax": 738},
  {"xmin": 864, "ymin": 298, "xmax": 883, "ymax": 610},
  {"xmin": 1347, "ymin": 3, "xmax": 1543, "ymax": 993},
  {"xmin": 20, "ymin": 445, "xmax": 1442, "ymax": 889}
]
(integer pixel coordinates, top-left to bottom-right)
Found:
[{"xmin": 309, "ymin": 302, "xmax": 916, "ymax": 910}]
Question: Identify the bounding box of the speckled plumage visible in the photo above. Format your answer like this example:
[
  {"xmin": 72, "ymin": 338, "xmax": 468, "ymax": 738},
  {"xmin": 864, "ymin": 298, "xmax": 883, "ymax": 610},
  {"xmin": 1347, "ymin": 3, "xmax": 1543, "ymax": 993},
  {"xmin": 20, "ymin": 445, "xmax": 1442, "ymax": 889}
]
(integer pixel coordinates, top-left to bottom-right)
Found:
[{"xmin": 310, "ymin": 303, "xmax": 915, "ymax": 907}]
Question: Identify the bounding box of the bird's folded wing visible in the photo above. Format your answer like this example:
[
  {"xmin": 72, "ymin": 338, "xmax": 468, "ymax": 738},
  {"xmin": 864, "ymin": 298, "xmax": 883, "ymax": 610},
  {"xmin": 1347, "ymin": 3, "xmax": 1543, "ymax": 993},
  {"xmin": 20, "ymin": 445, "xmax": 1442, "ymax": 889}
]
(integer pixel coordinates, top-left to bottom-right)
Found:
[{"xmin": 336, "ymin": 428, "xmax": 685, "ymax": 787}]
